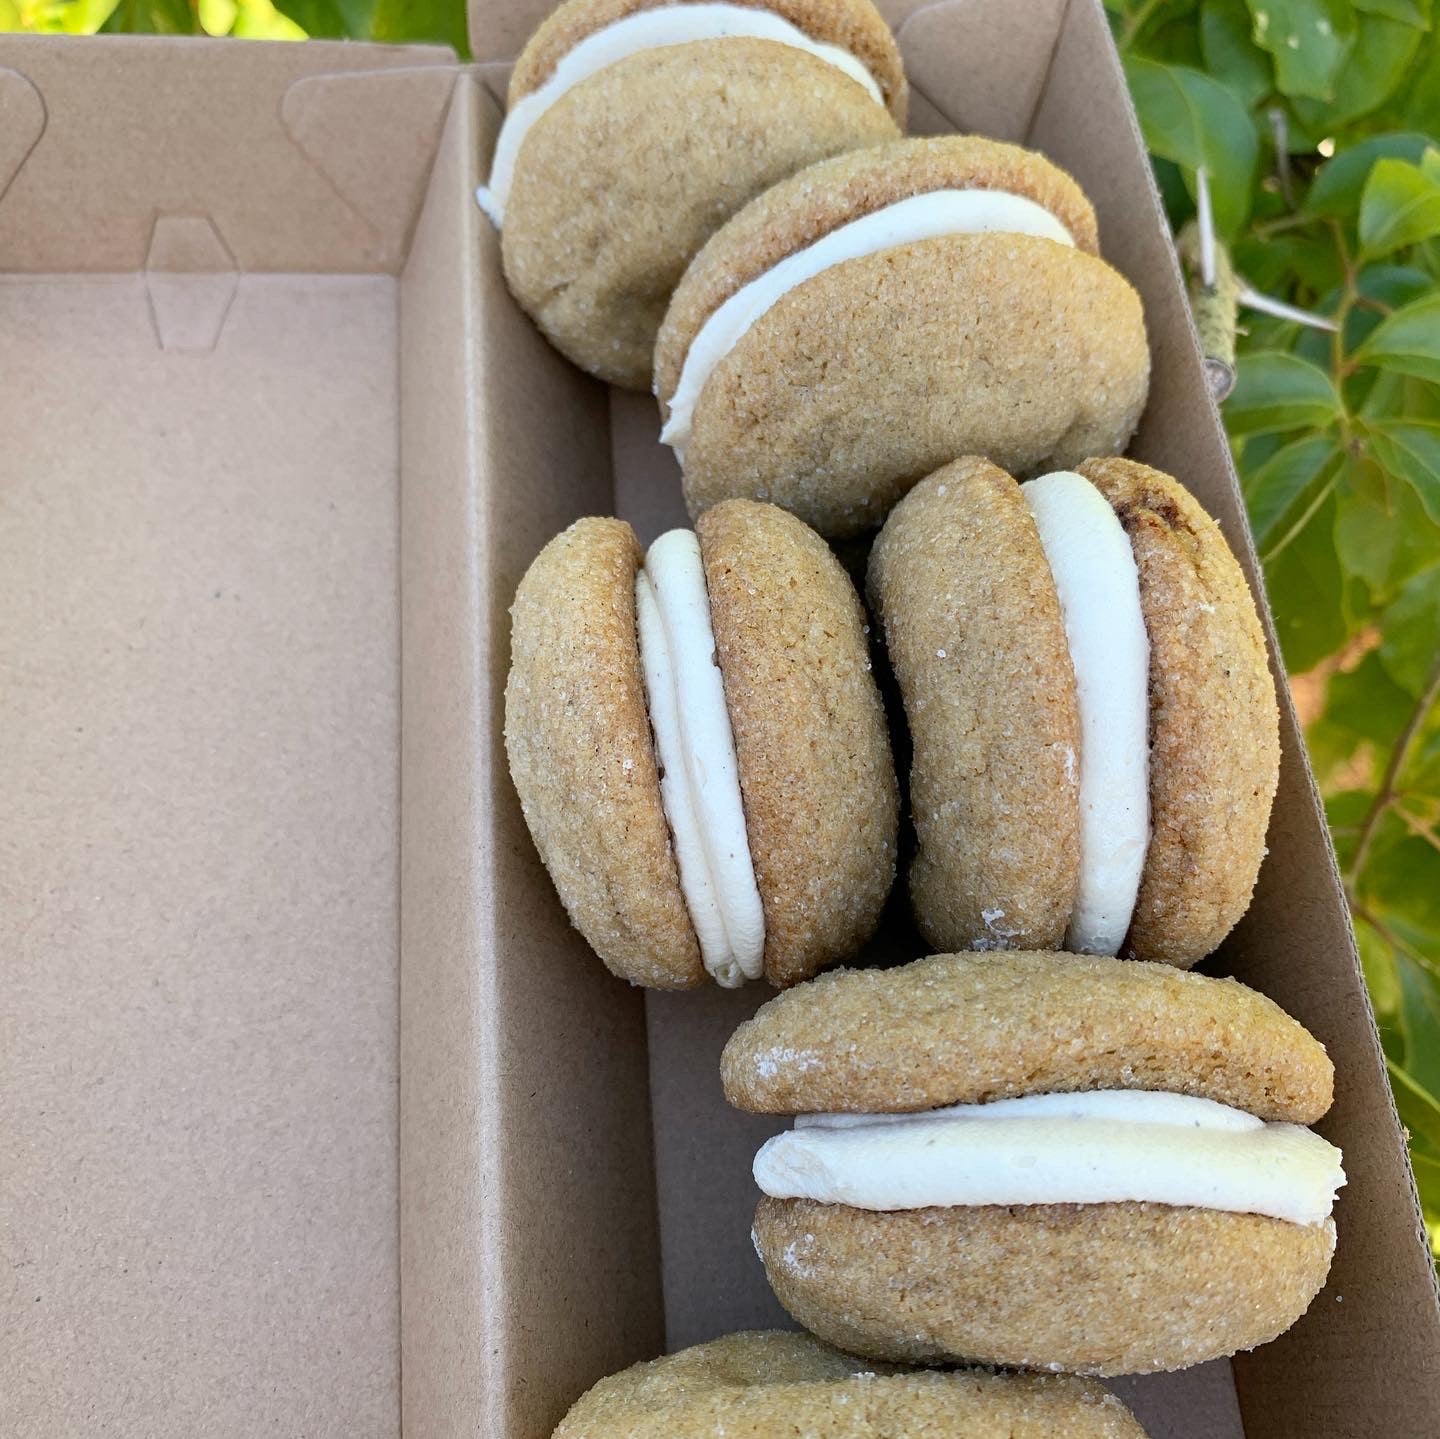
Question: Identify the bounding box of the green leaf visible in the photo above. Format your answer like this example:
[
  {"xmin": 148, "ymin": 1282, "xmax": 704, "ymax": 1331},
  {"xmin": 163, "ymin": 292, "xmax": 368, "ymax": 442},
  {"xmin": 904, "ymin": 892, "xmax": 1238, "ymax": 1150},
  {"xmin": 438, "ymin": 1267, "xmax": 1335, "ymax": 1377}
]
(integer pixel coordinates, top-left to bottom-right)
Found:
[
  {"xmin": 101, "ymin": 0, "xmax": 195, "ymax": 32},
  {"xmin": 1328, "ymin": 13, "xmax": 1426, "ymax": 121},
  {"xmin": 1245, "ymin": 434, "xmax": 1340, "ymax": 544},
  {"xmin": 1354, "ymin": 0, "xmax": 1431, "ymax": 23},
  {"xmin": 1367, "ymin": 421, "xmax": 1440, "ymax": 522},
  {"xmin": 1367, "ymin": 836, "xmax": 1440, "ymax": 942},
  {"xmin": 1202, "ymin": 0, "xmax": 1273, "ymax": 105},
  {"xmin": 1360, "ymin": 156, "xmax": 1440, "ymax": 255},
  {"xmin": 1265, "ymin": 493, "xmax": 1350, "ymax": 669},
  {"xmin": 197, "ymin": 0, "xmax": 234, "ymax": 33},
  {"xmin": 1293, "ymin": 13, "xmax": 1426, "ymax": 130},
  {"xmin": 231, "ymin": 0, "xmax": 303, "ymax": 37},
  {"xmin": 1306, "ymin": 132, "xmax": 1433, "ymax": 216},
  {"xmin": 370, "ymin": 0, "xmax": 467, "ymax": 52},
  {"xmin": 1144, "ymin": 10, "xmax": 1209, "ymax": 66},
  {"xmin": 1121, "ymin": 55, "xmax": 1259, "ymax": 235},
  {"xmin": 1355, "ymin": 291, "xmax": 1440, "ymax": 384},
  {"xmin": 1391, "ymin": 1059, "xmax": 1440, "ymax": 1152},
  {"xmin": 1326, "ymin": 650, "xmax": 1418, "ymax": 744},
  {"xmin": 1399, "ymin": 951, "xmax": 1440, "ymax": 1099},
  {"xmin": 1337, "ymin": 469, "xmax": 1440, "ymax": 598},
  {"xmin": 1380, "ymin": 565, "xmax": 1440, "ymax": 695},
  {"xmin": 1228, "ymin": 351, "xmax": 1343, "ymax": 435},
  {"xmin": 1405, "ymin": 29, "xmax": 1440, "ymax": 131},
  {"xmin": 1245, "ymin": 0, "xmax": 1355, "ymax": 98},
  {"xmin": 272, "ymin": 0, "xmax": 371, "ymax": 35},
  {"xmin": 1357, "ymin": 914, "xmax": 1404, "ymax": 1016}
]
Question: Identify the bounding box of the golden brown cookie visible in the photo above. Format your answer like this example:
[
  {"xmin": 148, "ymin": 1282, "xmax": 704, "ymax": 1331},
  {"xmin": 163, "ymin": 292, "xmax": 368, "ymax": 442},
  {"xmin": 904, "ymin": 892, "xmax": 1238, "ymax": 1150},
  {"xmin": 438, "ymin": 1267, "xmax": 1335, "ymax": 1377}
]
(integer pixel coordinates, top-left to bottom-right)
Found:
[
  {"xmin": 722, "ymin": 952, "xmax": 1334, "ymax": 1121},
  {"xmin": 552, "ymin": 1329, "xmax": 1150, "ymax": 1436},
  {"xmin": 655, "ymin": 136, "xmax": 1102, "ymax": 403},
  {"xmin": 699, "ymin": 501, "xmax": 898, "ymax": 988},
  {"xmin": 865, "ymin": 457, "xmax": 1080, "ymax": 953},
  {"xmin": 1078, "ymin": 458, "xmax": 1281, "ymax": 966},
  {"xmin": 511, "ymin": 0, "xmax": 908, "ymax": 119},
  {"xmin": 754, "ymin": 1198, "xmax": 1337, "ymax": 1376},
  {"xmin": 868, "ymin": 457, "xmax": 1279, "ymax": 967},
  {"xmin": 506, "ymin": 517, "xmax": 702, "ymax": 989},
  {"xmin": 505, "ymin": 502, "xmax": 897, "ymax": 989},
  {"xmin": 723, "ymin": 952, "xmax": 1342, "ymax": 1376},
  {"xmin": 654, "ymin": 136, "xmax": 1148, "ymax": 536},
  {"xmin": 490, "ymin": 0, "xmax": 903, "ymax": 388}
]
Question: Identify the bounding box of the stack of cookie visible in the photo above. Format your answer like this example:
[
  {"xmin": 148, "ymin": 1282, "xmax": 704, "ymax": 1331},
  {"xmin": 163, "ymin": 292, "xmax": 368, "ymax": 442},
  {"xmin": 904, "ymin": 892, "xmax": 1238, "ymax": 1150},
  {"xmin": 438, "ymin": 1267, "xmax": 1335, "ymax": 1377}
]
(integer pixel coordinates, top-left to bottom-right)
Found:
[{"xmin": 482, "ymin": 2, "xmax": 1342, "ymax": 1433}]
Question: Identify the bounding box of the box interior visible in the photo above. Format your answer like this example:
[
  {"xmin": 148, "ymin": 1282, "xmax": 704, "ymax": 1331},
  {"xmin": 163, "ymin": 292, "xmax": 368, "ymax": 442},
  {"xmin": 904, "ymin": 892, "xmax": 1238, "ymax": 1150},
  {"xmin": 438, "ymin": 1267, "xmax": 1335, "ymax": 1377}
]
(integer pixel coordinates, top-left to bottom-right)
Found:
[
  {"xmin": 5, "ymin": 3, "xmax": 1439, "ymax": 1437},
  {"xmin": 0, "ymin": 35, "xmax": 453, "ymax": 1437}
]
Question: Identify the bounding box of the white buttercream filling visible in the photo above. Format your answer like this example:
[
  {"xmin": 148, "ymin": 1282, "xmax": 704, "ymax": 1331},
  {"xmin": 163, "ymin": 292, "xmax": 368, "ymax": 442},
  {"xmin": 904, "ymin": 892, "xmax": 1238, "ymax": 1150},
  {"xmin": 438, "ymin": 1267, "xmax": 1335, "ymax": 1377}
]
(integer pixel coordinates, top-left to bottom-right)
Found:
[
  {"xmin": 754, "ymin": 1089, "xmax": 1345, "ymax": 1227},
  {"xmin": 477, "ymin": 4, "xmax": 883, "ymax": 227},
  {"xmin": 635, "ymin": 529, "xmax": 764, "ymax": 986},
  {"xmin": 1022, "ymin": 471, "xmax": 1150, "ymax": 955},
  {"xmin": 659, "ymin": 189, "xmax": 1076, "ymax": 451}
]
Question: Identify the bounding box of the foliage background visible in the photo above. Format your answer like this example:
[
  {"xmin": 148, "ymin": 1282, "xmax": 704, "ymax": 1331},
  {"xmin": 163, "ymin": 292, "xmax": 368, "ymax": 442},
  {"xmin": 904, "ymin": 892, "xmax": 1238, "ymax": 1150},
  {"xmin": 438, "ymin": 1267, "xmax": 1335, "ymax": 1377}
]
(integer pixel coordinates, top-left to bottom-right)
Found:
[{"xmin": 4, "ymin": 0, "xmax": 1437, "ymax": 1250}]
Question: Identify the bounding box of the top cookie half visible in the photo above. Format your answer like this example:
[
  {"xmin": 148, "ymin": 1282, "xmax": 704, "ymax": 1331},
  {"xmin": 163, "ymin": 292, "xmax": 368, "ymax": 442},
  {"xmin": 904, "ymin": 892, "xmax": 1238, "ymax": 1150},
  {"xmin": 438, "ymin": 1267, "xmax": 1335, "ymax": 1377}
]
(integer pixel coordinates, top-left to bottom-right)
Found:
[
  {"xmin": 554, "ymin": 1329, "xmax": 1148, "ymax": 1437},
  {"xmin": 511, "ymin": 0, "xmax": 909, "ymax": 121}
]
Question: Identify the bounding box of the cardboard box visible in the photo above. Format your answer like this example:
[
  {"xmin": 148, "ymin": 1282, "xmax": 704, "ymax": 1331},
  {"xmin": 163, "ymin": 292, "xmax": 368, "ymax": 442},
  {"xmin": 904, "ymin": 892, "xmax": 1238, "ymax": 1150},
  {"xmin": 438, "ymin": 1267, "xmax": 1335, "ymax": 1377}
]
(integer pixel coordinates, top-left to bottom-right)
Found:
[{"xmin": 3, "ymin": 2, "xmax": 1437, "ymax": 1435}]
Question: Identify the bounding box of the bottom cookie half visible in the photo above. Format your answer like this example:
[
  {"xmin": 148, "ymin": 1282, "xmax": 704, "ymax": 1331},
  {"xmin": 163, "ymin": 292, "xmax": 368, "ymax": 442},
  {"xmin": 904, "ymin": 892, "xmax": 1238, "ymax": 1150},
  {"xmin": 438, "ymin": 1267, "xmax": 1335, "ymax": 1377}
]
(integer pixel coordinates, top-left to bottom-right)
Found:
[{"xmin": 754, "ymin": 1195, "xmax": 1336, "ymax": 1375}]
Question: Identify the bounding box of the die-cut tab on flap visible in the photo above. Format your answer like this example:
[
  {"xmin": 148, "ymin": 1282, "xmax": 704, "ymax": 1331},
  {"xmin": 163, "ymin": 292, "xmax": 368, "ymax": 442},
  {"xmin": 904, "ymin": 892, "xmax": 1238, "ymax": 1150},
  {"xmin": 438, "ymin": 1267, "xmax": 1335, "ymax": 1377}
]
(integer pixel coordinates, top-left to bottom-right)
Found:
[
  {"xmin": 282, "ymin": 67, "xmax": 455, "ymax": 273},
  {"xmin": 0, "ymin": 66, "xmax": 46, "ymax": 210},
  {"xmin": 144, "ymin": 215, "xmax": 238, "ymax": 354}
]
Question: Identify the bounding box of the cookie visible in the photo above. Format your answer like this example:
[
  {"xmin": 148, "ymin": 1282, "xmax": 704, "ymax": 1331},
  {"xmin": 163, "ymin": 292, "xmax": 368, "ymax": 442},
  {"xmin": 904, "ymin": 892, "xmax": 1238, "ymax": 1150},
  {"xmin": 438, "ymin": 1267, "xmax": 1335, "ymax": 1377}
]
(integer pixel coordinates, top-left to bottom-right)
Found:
[
  {"xmin": 724, "ymin": 952, "xmax": 1344, "ymax": 1375},
  {"xmin": 480, "ymin": 0, "xmax": 904, "ymax": 388},
  {"xmin": 654, "ymin": 136, "xmax": 1149, "ymax": 536},
  {"xmin": 552, "ymin": 1329, "xmax": 1150, "ymax": 1436},
  {"xmin": 505, "ymin": 500, "xmax": 898, "ymax": 989},
  {"xmin": 867, "ymin": 456, "xmax": 1280, "ymax": 967}
]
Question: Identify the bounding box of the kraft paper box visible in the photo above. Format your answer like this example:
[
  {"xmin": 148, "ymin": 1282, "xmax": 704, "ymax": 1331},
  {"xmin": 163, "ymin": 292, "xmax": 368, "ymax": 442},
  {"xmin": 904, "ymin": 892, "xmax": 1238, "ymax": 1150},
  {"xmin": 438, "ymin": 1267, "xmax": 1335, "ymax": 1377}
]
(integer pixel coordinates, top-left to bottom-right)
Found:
[{"xmin": 3, "ymin": 3, "xmax": 1438, "ymax": 1436}]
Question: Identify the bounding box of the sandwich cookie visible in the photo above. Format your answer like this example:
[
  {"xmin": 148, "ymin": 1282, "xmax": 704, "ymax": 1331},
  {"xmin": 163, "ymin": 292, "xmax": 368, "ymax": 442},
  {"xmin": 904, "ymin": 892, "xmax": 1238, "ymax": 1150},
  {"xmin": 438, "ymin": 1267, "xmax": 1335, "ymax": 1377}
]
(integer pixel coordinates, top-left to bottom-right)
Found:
[
  {"xmin": 867, "ymin": 455, "xmax": 1280, "ymax": 967},
  {"xmin": 724, "ymin": 952, "xmax": 1344, "ymax": 1375},
  {"xmin": 505, "ymin": 499, "xmax": 897, "ymax": 989},
  {"xmin": 654, "ymin": 135, "xmax": 1150, "ymax": 537},
  {"xmin": 552, "ymin": 1329, "xmax": 1150, "ymax": 1437},
  {"xmin": 480, "ymin": 0, "xmax": 904, "ymax": 389}
]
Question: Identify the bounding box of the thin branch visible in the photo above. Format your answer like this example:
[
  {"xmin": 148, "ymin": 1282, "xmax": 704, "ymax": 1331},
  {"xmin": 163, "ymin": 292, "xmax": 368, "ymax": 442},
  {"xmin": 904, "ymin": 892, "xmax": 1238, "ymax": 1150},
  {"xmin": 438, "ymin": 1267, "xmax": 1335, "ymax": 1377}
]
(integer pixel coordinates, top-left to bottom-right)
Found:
[
  {"xmin": 1236, "ymin": 283, "xmax": 1340, "ymax": 332},
  {"xmin": 1269, "ymin": 108, "xmax": 1295, "ymax": 207},
  {"xmin": 1349, "ymin": 651, "xmax": 1440, "ymax": 883}
]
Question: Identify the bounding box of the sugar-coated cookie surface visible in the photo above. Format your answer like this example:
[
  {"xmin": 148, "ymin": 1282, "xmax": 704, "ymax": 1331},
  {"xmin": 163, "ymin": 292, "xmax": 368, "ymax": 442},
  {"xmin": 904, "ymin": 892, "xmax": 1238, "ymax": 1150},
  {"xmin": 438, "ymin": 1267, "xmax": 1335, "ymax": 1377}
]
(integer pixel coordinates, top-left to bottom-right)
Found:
[
  {"xmin": 700, "ymin": 501, "xmax": 897, "ymax": 988},
  {"xmin": 674, "ymin": 233, "xmax": 1147, "ymax": 535},
  {"xmin": 754, "ymin": 1197, "xmax": 1337, "ymax": 1375},
  {"xmin": 869, "ymin": 455, "xmax": 1279, "ymax": 965},
  {"xmin": 510, "ymin": 0, "xmax": 909, "ymax": 117},
  {"xmin": 722, "ymin": 952, "xmax": 1334, "ymax": 1122},
  {"xmin": 866, "ymin": 458, "xmax": 1081, "ymax": 952},
  {"xmin": 552, "ymin": 1329, "xmax": 1150, "ymax": 1436},
  {"xmin": 504, "ymin": 40, "xmax": 897, "ymax": 389},
  {"xmin": 496, "ymin": 0, "xmax": 903, "ymax": 389},
  {"xmin": 506, "ymin": 517, "xmax": 703, "ymax": 988},
  {"xmin": 1079, "ymin": 458, "xmax": 1281, "ymax": 967},
  {"xmin": 505, "ymin": 502, "xmax": 897, "ymax": 990},
  {"xmin": 655, "ymin": 136, "xmax": 1101, "ymax": 406}
]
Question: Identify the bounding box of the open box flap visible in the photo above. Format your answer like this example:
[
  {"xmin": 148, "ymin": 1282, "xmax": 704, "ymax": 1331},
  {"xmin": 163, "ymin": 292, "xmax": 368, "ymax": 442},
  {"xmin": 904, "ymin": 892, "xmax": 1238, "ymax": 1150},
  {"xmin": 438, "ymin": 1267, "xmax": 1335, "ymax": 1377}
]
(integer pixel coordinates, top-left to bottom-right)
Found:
[
  {"xmin": 0, "ymin": 33, "xmax": 475, "ymax": 1437},
  {"xmin": 0, "ymin": 35, "xmax": 455, "ymax": 274}
]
